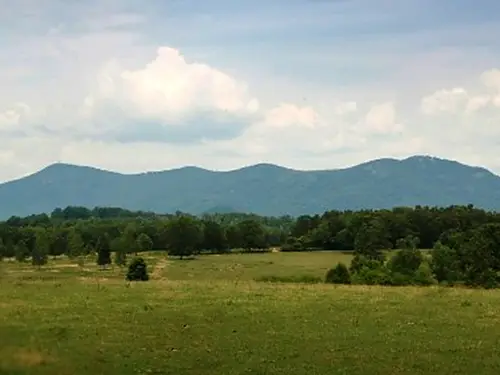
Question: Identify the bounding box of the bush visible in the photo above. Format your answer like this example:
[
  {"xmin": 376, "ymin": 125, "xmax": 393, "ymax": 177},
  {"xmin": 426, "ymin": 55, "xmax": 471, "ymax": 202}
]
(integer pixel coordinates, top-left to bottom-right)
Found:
[
  {"xmin": 352, "ymin": 265, "xmax": 392, "ymax": 286},
  {"xmin": 387, "ymin": 248, "xmax": 424, "ymax": 275},
  {"xmin": 413, "ymin": 261, "xmax": 437, "ymax": 286},
  {"xmin": 281, "ymin": 237, "xmax": 307, "ymax": 252},
  {"xmin": 255, "ymin": 275, "xmax": 322, "ymax": 284},
  {"xmin": 325, "ymin": 263, "xmax": 351, "ymax": 284},
  {"xmin": 350, "ymin": 254, "xmax": 384, "ymax": 273},
  {"xmin": 126, "ymin": 257, "xmax": 149, "ymax": 281}
]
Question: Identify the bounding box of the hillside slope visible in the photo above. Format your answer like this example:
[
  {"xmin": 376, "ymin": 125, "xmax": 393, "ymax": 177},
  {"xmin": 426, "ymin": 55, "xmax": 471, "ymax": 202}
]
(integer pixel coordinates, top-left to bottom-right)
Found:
[{"xmin": 1, "ymin": 155, "xmax": 499, "ymax": 218}]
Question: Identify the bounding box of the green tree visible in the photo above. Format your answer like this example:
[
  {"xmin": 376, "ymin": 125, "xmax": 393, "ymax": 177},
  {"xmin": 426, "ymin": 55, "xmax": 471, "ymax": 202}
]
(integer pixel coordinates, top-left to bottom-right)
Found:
[
  {"xmin": 32, "ymin": 230, "xmax": 50, "ymax": 268},
  {"xmin": 353, "ymin": 219, "xmax": 390, "ymax": 262},
  {"xmin": 237, "ymin": 219, "xmax": 267, "ymax": 251},
  {"xmin": 111, "ymin": 236, "xmax": 128, "ymax": 267},
  {"xmin": 202, "ymin": 220, "xmax": 228, "ymax": 253},
  {"xmin": 136, "ymin": 233, "xmax": 153, "ymax": 252},
  {"xmin": 15, "ymin": 240, "xmax": 29, "ymax": 263},
  {"xmin": 165, "ymin": 216, "xmax": 203, "ymax": 259},
  {"xmin": 388, "ymin": 236, "xmax": 424, "ymax": 276},
  {"xmin": 0, "ymin": 238, "xmax": 5, "ymax": 261},
  {"xmin": 325, "ymin": 263, "xmax": 351, "ymax": 284},
  {"xmin": 126, "ymin": 257, "xmax": 149, "ymax": 281},
  {"xmin": 67, "ymin": 229, "xmax": 85, "ymax": 259},
  {"xmin": 96, "ymin": 233, "xmax": 111, "ymax": 269}
]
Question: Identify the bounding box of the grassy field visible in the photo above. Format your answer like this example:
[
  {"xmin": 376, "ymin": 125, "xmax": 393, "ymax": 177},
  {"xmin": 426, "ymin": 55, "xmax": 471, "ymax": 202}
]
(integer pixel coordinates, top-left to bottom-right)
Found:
[{"xmin": 1, "ymin": 251, "xmax": 500, "ymax": 375}]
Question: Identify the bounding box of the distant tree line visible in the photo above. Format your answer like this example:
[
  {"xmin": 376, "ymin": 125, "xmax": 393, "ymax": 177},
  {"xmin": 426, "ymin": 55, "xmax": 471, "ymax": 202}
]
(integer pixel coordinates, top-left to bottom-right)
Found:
[{"xmin": 1, "ymin": 204, "xmax": 500, "ymax": 287}]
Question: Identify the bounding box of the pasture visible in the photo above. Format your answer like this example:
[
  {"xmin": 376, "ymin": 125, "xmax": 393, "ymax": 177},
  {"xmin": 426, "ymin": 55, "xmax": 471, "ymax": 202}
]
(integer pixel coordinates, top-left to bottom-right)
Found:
[{"xmin": 1, "ymin": 251, "xmax": 500, "ymax": 375}]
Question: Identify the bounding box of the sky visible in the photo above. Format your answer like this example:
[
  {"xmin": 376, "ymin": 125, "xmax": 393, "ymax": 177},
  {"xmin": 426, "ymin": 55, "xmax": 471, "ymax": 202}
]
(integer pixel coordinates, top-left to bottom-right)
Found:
[{"xmin": 1, "ymin": 0, "xmax": 500, "ymax": 182}]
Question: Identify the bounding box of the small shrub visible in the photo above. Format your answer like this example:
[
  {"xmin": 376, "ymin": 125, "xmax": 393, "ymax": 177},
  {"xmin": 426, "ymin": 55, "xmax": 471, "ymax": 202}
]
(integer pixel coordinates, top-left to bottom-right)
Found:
[
  {"xmin": 281, "ymin": 237, "xmax": 307, "ymax": 252},
  {"xmin": 325, "ymin": 263, "xmax": 351, "ymax": 284},
  {"xmin": 390, "ymin": 272, "xmax": 413, "ymax": 286},
  {"xmin": 352, "ymin": 265, "xmax": 392, "ymax": 286},
  {"xmin": 350, "ymin": 254, "xmax": 384, "ymax": 273},
  {"xmin": 413, "ymin": 261, "xmax": 438, "ymax": 286},
  {"xmin": 126, "ymin": 257, "xmax": 149, "ymax": 281},
  {"xmin": 387, "ymin": 248, "xmax": 423, "ymax": 275}
]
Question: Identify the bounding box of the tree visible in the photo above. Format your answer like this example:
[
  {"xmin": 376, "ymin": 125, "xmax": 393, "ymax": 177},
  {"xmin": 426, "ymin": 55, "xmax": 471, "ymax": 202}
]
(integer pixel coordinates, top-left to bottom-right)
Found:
[
  {"xmin": 388, "ymin": 236, "xmax": 424, "ymax": 276},
  {"xmin": 202, "ymin": 220, "xmax": 228, "ymax": 253},
  {"xmin": 32, "ymin": 230, "xmax": 50, "ymax": 268},
  {"xmin": 353, "ymin": 219, "xmax": 390, "ymax": 262},
  {"xmin": 126, "ymin": 257, "xmax": 149, "ymax": 281},
  {"xmin": 325, "ymin": 263, "xmax": 351, "ymax": 284},
  {"xmin": 67, "ymin": 229, "xmax": 85, "ymax": 259},
  {"xmin": 165, "ymin": 216, "xmax": 203, "ymax": 259},
  {"xmin": 136, "ymin": 233, "xmax": 153, "ymax": 252},
  {"xmin": 0, "ymin": 238, "xmax": 5, "ymax": 261},
  {"xmin": 237, "ymin": 219, "xmax": 267, "ymax": 251},
  {"xmin": 15, "ymin": 240, "xmax": 29, "ymax": 263},
  {"xmin": 111, "ymin": 236, "xmax": 128, "ymax": 267},
  {"xmin": 96, "ymin": 233, "xmax": 111, "ymax": 269}
]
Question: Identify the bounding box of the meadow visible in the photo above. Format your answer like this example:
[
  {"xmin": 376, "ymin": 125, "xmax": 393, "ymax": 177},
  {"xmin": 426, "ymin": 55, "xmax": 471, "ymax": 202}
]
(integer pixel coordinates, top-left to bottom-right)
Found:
[{"xmin": 1, "ymin": 251, "xmax": 500, "ymax": 375}]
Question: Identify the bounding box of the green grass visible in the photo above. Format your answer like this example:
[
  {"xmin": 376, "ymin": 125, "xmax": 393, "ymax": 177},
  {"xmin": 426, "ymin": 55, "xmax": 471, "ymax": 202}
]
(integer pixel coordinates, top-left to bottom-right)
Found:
[{"xmin": 1, "ymin": 251, "xmax": 500, "ymax": 375}]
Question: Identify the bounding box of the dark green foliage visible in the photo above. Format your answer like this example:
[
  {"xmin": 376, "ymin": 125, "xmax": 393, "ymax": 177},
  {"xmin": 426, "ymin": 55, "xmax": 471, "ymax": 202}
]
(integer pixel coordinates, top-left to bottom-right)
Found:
[
  {"xmin": 255, "ymin": 275, "xmax": 322, "ymax": 284},
  {"xmin": 387, "ymin": 248, "xmax": 424, "ymax": 275},
  {"xmin": 96, "ymin": 233, "xmax": 111, "ymax": 268},
  {"xmin": 325, "ymin": 263, "xmax": 351, "ymax": 284},
  {"xmin": 237, "ymin": 219, "xmax": 268, "ymax": 250},
  {"xmin": 126, "ymin": 257, "xmax": 149, "ymax": 281},
  {"xmin": 201, "ymin": 220, "xmax": 228, "ymax": 253},
  {"xmin": 413, "ymin": 261, "xmax": 437, "ymax": 286},
  {"xmin": 14, "ymin": 240, "xmax": 29, "ymax": 263},
  {"xmin": 352, "ymin": 265, "xmax": 393, "ymax": 286},
  {"xmin": 32, "ymin": 230, "xmax": 50, "ymax": 268},
  {"xmin": 136, "ymin": 233, "xmax": 153, "ymax": 251},
  {"xmin": 67, "ymin": 229, "xmax": 85, "ymax": 259},
  {"xmin": 281, "ymin": 237, "xmax": 306, "ymax": 252},
  {"xmin": 166, "ymin": 216, "xmax": 203, "ymax": 259},
  {"xmin": 350, "ymin": 254, "xmax": 384, "ymax": 274},
  {"xmin": 0, "ymin": 238, "xmax": 5, "ymax": 260},
  {"xmin": 431, "ymin": 242, "xmax": 463, "ymax": 283}
]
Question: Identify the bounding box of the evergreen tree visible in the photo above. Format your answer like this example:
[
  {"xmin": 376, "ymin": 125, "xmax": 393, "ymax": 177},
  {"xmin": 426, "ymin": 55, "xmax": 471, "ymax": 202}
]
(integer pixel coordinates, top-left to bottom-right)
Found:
[
  {"xmin": 67, "ymin": 229, "xmax": 85, "ymax": 259},
  {"xmin": 136, "ymin": 233, "xmax": 153, "ymax": 252},
  {"xmin": 126, "ymin": 257, "xmax": 149, "ymax": 281},
  {"xmin": 96, "ymin": 233, "xmax": 111, "ymax": 269},
  {"xmin": 14, "ymin": 240, "xmax": 29, "ymax": 263},
  {"xmin": 32, "ymin": 230, "xmax": 49, "ymax": 268}
]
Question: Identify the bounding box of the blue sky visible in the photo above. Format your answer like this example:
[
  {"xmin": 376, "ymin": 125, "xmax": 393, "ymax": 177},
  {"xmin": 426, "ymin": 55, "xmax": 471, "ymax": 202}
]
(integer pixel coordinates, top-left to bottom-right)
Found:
[{"xmin": 1, "ymin": 0, "xmax": 500, "ymax": 181}]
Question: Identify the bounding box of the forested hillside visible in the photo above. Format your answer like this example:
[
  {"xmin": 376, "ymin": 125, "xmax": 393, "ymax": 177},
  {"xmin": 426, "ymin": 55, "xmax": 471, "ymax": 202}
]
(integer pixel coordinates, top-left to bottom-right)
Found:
[
  {"xmin": 2, "ymin": 204, "xmax": 500, "ymax": 287},
  {"xmin": 1, "ymin": 155, "xmax": 500, "ymax": 218}
]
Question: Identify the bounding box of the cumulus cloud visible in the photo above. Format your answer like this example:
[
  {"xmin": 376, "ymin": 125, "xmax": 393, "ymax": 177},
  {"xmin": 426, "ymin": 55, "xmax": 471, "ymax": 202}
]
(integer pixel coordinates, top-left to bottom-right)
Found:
[
  {"xmin": 82, "ymin": 47, "xmax": 260, "ymax": 143},
  {"xmin": 422, "ymin": 69, "xmax": 500, "ymax": 116},
  {"xmin": 421, "ymin": 88, "xmax": 468, "ymax": 115},
  {"xmin": 481, "ymin": 69, "xmax": 500, "ymax": 91},
  {"xmin": 364, "ymin": 102, "xmax": 402, "ymax": 133},
  {"xmin": 333, "ymin": 101, "xmax": 357, "ymax": 116},
  {"xmin": 263, "ymin": 103, "xmax": 320, "ymax": 128}
]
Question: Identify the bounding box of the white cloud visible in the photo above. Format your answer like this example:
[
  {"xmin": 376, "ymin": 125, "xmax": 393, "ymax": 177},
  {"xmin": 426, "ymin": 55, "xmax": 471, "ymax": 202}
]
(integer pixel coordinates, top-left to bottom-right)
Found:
[
  {"xmin": 0, "ymin": 103, "xmax": 31, "ymax": 131},
  {"xmin": 83, "ymin": 47, "xmax": 260, "ymax": 140},
  {"xmin": 364, "ymin": 102, "xmax": 402, "ymax": 133},
  {"xmin": 333, "ymin": 101, "xmax": 357, "ymax": 116},
  {"xmin": 263, "ymin": 103, "xmax": 320, "ymax": 128},
  {"xmin": 421, "ymin": 88, "xmax": 468, "ymax": 115},
  {"xmin": 480, "ymin": 69, "xmax": 500, "ymax": 91},
  {"xmin": 465, "ymin": 95, "xmax": 490, "ymax": 114}
]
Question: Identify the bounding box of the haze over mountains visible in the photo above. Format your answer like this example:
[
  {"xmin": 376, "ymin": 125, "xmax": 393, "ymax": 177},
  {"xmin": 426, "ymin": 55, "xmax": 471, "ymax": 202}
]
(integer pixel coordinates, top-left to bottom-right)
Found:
[{"xmin": 0, "ymin": 155, "xmax": 499, "ymax": 219}]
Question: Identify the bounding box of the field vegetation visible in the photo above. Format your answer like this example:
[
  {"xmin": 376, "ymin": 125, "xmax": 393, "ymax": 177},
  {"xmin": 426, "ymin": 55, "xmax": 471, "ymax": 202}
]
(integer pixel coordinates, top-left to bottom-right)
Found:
[{"xmin": 2, "ymin": 205, "xmax": 500, "ymax": 374}]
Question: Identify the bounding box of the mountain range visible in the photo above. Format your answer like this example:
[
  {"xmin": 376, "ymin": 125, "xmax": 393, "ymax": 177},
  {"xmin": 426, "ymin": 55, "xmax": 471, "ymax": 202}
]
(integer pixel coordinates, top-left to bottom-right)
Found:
[{"xmin": 1, "ymin": 155, "xmax": 499, "ymax": 219}]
